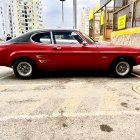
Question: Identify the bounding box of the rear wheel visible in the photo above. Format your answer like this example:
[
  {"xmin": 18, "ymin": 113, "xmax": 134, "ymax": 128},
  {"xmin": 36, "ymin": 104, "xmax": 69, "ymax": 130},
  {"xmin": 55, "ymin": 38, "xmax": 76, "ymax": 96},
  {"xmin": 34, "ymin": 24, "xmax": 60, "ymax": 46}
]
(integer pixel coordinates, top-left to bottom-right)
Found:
[
  {"xmin": 111, "ymin": 59, "xmax": 132, "ymax": 77},
  {"xmin": 13, "ymin": 59, "xmax": 36, "ymax": 79}
]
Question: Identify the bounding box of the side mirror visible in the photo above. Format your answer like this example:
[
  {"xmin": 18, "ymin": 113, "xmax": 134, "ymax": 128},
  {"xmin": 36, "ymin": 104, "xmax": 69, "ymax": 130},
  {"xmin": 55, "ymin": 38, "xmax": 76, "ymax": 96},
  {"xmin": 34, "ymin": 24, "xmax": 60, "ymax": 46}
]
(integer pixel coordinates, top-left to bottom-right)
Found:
[
  {"xmin": 82, "ymin": 41, "xmax": 87, "ymax": 46},
  {"xmin": 94, "ymin": 40, "xmax": 98, "ymax": 43}
]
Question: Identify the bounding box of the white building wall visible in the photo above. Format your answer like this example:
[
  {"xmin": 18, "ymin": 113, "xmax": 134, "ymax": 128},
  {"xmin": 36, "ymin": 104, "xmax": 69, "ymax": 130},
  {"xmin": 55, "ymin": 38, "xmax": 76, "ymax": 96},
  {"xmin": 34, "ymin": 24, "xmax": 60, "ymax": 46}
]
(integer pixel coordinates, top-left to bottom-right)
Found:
[
  {"xmin": 0, "ymin": 0, "xmax": 11, "ymax": 40},
  {"xmin": 10, "ymin": 0, "xmax": 19, "ymax": 36},
  {"xmin": 32, "ymin": 0, "xmax": 44, "ymax": 29},
  {"xmin": 0, "ymin": 0, "xmax": 44, "ymax": 38},
  {"xmin": 5, "ymin": 0, "xmax": 44, "ymax": 37},
  {"xmin": 79, "ymin": 8, "xmax": 89, "ymax": 35}
]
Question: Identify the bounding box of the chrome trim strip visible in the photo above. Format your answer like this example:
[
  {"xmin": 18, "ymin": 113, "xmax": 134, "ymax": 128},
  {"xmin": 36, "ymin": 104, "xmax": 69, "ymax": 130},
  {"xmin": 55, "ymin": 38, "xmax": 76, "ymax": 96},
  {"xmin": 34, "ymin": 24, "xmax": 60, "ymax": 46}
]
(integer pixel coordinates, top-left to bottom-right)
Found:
[{"xmin": 50, "ymin": 32, "xmax": 54, "ymax": 44}]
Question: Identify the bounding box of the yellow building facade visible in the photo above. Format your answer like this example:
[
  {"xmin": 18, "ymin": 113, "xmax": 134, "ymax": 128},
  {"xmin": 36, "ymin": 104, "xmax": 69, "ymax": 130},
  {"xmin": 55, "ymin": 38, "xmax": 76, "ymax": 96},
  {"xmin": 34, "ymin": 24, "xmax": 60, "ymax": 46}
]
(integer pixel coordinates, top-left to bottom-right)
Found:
[
  {"xmin": 112, "ymin": 0, "xmax": 140, "ymax": 47},
  {"xmin": 88, "ymin": 0, "xmax": 113, "ymax": 41},
  {"xmin": 89, "ymin": 0, "xmax": 140, "ymax": 47}
]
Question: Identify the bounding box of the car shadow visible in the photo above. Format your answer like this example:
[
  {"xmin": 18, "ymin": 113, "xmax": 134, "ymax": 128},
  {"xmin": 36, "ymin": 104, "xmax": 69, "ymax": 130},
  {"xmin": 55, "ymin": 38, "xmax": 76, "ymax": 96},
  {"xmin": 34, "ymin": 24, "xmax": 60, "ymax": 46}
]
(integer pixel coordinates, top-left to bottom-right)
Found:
[
  {"xmin": 3, "ymin": 70, "xmax": 135, "ymax": 80},
  {"xmin": 36, "ymin": 70, "xmax": 113, "ymax": 79}
]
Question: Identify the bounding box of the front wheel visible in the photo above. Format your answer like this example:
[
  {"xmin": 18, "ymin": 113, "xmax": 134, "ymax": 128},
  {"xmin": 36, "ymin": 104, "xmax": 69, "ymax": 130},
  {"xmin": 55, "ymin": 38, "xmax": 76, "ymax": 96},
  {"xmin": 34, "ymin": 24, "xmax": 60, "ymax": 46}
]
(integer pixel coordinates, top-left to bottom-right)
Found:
[
  {"xmin": 111, "ymin": 59, "xmax": 132, "ymax": 78},
  {"xmin": 13, "ymin": 59, "xmax": 36, "ymax": 79}
]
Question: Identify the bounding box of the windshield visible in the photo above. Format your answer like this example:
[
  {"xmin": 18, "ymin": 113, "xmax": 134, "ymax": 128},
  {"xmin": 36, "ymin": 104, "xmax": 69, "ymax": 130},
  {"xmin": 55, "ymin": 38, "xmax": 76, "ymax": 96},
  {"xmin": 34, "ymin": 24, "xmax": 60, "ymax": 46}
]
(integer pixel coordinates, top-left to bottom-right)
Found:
[{"xmin": 82, "ymin": 32, "xmax": 95, "ymax": 44}]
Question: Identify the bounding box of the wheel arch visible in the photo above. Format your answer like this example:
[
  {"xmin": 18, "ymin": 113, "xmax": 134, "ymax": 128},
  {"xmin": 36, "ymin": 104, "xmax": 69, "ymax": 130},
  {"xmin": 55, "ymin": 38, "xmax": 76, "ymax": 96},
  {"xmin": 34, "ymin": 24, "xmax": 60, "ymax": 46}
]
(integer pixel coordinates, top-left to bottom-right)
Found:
[
  {"xmin": 11, "ymin": 56, "xmax": 37, "ymax": 68},
  {"xmin": 109, "ymin": 56, "xmax": 136, "ymax": 70}
]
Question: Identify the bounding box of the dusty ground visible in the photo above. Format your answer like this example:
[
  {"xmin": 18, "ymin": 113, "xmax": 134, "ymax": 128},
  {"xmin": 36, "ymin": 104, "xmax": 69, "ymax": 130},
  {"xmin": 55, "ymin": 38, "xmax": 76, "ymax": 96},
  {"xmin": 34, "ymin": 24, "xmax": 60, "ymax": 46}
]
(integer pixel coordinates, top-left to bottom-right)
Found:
[{"xmin": 0, "ymin": 66, "xmax": 140, "ymax": 139}]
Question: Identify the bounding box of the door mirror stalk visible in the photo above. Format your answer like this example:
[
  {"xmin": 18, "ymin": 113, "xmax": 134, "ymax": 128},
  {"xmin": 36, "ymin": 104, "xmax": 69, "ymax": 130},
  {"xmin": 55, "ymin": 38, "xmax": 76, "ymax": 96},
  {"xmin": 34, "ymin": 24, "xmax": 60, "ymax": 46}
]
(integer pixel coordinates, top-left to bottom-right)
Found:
[{"xmin": 82, "ymin": 41, "xmax": 87, "ymax": 46}]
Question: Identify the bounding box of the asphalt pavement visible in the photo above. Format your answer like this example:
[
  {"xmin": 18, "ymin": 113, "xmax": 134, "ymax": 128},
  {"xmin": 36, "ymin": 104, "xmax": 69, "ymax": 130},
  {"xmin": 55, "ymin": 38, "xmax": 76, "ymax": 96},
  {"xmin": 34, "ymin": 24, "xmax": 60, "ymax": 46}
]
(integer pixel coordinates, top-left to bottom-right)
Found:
[{"xmin": 0, "ymin": 66, "xmax": 140, "ymax": 139}]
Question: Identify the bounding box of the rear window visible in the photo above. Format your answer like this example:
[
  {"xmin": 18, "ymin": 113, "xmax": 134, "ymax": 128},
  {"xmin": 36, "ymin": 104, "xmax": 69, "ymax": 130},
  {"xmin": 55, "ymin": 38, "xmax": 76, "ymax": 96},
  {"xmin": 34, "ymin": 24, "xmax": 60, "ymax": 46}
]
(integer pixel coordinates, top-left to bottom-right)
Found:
[{"xmin": 31, "ymin": 32, "xmax": 52, "ymax": 44}]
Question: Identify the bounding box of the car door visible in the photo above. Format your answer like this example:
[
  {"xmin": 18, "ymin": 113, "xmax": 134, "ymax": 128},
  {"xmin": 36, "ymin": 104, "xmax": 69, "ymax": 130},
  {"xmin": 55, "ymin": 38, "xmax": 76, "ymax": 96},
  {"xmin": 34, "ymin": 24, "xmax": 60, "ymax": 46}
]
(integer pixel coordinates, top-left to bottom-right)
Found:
[
  {"xmin": 31, "ymin": 31, "xmax": 54, "ymax": 69},
  {"xmin": 51, "ymin": 31, "xmax": 98, "ymax": 70}
]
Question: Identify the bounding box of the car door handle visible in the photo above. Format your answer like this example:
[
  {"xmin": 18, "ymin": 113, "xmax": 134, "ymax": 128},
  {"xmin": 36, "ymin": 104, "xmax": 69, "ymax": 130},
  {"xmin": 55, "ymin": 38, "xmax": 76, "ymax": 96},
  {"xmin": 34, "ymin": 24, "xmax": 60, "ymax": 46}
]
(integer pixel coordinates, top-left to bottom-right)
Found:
[{"xmin": 53, "ymin": 46, "xmax": 62, "ymax": 50}]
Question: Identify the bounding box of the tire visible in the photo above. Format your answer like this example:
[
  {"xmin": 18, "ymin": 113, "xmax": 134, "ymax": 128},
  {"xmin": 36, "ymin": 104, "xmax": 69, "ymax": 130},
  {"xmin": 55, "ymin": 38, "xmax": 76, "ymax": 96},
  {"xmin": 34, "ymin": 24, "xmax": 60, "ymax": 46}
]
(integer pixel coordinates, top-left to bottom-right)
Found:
[
  {"xmin": 13, "ymin": 59, "xmax": 36, "ymax": 79},
  {"xmin": 111, "ymin": 58, "xmax": 132, "ymax": 78}
]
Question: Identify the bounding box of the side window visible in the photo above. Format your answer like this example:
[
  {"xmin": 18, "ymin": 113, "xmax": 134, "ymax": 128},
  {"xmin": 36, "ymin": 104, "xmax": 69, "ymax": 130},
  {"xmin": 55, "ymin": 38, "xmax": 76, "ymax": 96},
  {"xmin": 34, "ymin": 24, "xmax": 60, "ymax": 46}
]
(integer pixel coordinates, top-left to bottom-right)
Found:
[
  {"xmin": 32, "ymin": 32, "xmax": 52, "ymax": 44},
  {"xmin": 53, "ymin": 31, "xmax": 83, "ymax": 44}
]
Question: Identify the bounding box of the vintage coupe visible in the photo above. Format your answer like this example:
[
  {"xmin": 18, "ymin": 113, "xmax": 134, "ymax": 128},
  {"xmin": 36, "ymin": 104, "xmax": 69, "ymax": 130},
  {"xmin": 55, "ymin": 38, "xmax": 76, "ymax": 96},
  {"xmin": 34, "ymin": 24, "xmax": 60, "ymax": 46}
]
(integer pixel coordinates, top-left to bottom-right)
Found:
[{"xmin": 0, "ymin": 29, "xmax": 140, "ymax": 79}]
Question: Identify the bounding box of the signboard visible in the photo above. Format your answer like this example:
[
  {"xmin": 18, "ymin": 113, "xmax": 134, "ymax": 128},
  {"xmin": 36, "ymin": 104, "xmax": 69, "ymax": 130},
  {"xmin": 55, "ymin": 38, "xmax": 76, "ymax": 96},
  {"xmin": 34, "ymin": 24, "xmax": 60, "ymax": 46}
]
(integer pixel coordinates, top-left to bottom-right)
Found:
[
  {"xmin": 100, "ymin": 11, "xmax": 105, "ymax": 25},
  {"xmin": 100, "ymin": 0, "xmax": 110, "ymax": 8},
  {"xmin": 118, "ymin": 15, "xmax": 127, "ymax": 30},
  {"xmin": 88, "ymin": 9, "xmax": 94, "ymax": 20}
]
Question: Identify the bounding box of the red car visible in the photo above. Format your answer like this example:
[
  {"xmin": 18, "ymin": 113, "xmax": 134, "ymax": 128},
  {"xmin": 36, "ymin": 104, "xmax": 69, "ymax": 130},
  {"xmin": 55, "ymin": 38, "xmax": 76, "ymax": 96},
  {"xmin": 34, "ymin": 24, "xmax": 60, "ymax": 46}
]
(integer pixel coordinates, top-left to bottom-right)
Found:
[{"xmin": 0, "ymin": 29, "xmax": 140, "ymax": 78}]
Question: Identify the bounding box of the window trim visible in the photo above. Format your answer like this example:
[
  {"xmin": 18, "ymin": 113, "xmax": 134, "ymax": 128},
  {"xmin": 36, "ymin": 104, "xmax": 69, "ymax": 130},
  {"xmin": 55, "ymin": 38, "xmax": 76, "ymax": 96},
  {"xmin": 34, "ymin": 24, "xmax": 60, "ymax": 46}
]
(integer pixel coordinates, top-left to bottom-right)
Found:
[
  {"xmin": 30, "ymin": 32, "xmax": 53, "ymax": 45},
  {"xmin": 50, "ymin": 31, "xmax": 54, "ymax": 44},
  {"xmin": 52, "ymin": 31, "xmax": 84, "ymax": 45}
]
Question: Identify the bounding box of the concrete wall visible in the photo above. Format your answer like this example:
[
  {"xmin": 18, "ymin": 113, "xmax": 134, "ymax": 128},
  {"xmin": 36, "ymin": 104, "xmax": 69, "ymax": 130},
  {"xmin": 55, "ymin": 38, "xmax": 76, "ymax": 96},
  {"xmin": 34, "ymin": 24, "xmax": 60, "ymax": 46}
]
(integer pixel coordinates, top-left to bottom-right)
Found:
[
  {"xmin": 112, "ymin": 33, "xmax": 140, "ymax": 48},
  {"xmin": 111, "ymin": 27, "xmax": 140, "ymax": 48}
]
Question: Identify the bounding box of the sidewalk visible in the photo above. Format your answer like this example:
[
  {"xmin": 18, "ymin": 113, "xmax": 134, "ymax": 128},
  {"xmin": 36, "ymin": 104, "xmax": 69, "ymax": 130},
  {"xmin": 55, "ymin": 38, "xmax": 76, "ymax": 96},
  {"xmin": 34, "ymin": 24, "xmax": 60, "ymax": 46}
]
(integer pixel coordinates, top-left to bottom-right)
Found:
[
  {"xmin": 0, "ymin": 66, "xmax": 13, "ymax": 78},
  {"xmin": 133, "ymin": 65, "xmax": 140, "ymax": 75}
]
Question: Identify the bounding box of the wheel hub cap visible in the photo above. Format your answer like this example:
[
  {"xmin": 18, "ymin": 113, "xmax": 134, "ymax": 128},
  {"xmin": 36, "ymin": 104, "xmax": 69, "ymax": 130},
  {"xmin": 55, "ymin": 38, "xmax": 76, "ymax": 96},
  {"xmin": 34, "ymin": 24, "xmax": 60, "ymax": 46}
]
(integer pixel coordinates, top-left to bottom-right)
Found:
[
  {"xmin": 17, "ymin": 62, "xmax": 32, "ymax": 77},
  {"xmin": 116, "ymin": 61, "xmax": 130, "ymax": 76}
]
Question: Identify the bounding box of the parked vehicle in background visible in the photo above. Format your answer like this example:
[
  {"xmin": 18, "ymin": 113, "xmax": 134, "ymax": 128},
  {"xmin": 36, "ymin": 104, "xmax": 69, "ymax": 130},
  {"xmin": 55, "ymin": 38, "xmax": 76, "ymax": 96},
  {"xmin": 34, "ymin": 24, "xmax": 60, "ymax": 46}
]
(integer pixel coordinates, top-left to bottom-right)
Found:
[
  {"xmin": 6, "ymin": 34, "xmax": 12, "ymax": 41},
  {"xmin": 0, "ymin": 29, "xmax": 139, "ymax": 79}
]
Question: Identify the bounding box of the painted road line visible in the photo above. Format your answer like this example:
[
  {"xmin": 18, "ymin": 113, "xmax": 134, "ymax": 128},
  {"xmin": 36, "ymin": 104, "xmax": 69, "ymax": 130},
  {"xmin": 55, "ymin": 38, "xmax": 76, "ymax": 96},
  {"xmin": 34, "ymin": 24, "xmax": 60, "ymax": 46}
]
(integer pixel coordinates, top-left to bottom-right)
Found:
[
  {"xmin": 132, "ymin": 85, "xmax": 140, "ymax": 100},
  {"xmin": 0, "ymin": 84, "xmax": 59, "ymax": 93},
  {"xmin": 53, "ymin": 110, "xmax": 140, "ymax": 117},
  {"xmin": 1, "ymin": 80, "xmax": 140, "ymax": 87},
  {"xmin": 99, "ymin": 91, "xmax": 118, "ymax": 111},
  {"xmin": 1, "ymin": 110, "xmax": 140, "ymax": 121},
  {"xmin": 53, "ymin": 88, "xmax": 93, "ymax": 114},
  {"xmin": 131, "ymin": 73, "xmax": 140, "ymax": 78}
]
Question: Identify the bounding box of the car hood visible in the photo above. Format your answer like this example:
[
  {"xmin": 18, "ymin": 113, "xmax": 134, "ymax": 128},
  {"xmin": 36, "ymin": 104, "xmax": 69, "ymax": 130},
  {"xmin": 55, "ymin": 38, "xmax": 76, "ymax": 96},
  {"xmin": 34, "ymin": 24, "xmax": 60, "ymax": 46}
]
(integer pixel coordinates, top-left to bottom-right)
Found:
[{"xmin": 96, "ymin": 43, "xmax": 140, "ymax": 53}]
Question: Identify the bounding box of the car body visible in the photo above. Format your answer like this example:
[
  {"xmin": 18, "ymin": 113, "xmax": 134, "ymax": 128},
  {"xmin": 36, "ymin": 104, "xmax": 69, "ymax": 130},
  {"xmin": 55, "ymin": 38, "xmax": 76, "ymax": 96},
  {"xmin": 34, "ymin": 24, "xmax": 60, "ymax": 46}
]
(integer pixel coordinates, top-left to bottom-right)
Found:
[{"xmin": 0, "ymin": 29, "xmax": 140, "ymax": 78}]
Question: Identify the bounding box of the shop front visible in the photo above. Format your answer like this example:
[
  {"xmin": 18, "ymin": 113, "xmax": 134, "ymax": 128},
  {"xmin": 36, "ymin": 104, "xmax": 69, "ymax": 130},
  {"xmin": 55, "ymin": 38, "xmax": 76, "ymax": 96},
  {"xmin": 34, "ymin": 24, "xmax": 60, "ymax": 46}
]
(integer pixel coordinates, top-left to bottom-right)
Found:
[
  {"xmin": 88, "ymin": 0, "xmax": 113, "ymax": 41},
  {"xmin": 112, "ymin": 0, "xmax": 140, "ymax": 47}
]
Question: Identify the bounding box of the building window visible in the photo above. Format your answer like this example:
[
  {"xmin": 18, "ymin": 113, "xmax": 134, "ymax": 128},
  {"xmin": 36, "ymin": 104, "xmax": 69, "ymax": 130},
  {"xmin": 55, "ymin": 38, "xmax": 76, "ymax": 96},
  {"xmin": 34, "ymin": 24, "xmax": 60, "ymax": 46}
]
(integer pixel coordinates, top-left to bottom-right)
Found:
[
  {"xmin": 133, "ymin": 0, "xmax": 140, "ymax": 27},
  {"xmin": 115, "ymin": 0, "xmax": 131, "ymax": 11}
]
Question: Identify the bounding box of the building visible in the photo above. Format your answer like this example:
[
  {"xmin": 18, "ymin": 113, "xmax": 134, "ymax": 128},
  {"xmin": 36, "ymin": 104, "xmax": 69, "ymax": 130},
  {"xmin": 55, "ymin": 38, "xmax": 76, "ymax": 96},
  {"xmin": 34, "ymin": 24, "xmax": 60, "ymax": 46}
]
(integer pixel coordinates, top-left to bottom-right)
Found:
[
  {"xmin": 89, "ymin": 0, "xmax": 140, "ymax": 47},
  {"xmin": 89, "ymin": 13, "xmax": 100, "ymax": 40},
  {"xmin": 112, "ymin": 0, "xmax": 140, "ymax": 47},
  {"xmin": 79, "ymin": 8, "xmax": 89, "ymax": 35},
  {"xmin": 88, "ymin": 0, "xmax": 114, "ymax": 41},
  {"xmin": 0, "ymin": 0, "xmax": 44, "ymax": 39},
  {"xmin": 10, "ymin": 0, "xmax": 44, "ymax": 37},
  {"xmin": 0, "ymin": 0, "xmax": 11, "ymax": 40}
]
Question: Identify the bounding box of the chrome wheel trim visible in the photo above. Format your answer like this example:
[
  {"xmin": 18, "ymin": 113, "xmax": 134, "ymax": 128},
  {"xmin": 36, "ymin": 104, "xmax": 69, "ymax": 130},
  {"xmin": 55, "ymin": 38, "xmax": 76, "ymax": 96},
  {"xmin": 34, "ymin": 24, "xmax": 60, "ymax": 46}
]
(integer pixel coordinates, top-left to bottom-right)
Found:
[
  {"xmin": 116, "ymin": 61, "xmax": 130, "ymax": 76},
  {"xmin": 17, "ymin": 62, "xmax": 32, "ymax": 77}
]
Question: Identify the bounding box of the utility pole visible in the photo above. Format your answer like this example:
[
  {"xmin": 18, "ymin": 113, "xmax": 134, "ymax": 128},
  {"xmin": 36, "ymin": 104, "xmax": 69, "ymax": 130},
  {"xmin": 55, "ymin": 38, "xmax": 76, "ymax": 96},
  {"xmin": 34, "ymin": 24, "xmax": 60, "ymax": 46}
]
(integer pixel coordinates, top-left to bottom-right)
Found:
[
  {"xmin": 73, "ymin": 0, "xmax": 77, "ymax": 29},
  {"xmin": 60, "ymin": 0, "xmax": 66, "ymax": 26}
]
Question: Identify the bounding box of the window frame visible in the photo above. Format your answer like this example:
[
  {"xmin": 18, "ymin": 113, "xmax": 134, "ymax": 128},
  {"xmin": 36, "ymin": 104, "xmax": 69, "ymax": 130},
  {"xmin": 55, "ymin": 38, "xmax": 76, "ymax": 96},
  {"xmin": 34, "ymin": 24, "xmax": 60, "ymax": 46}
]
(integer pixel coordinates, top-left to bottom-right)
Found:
[
  {"xmin": 30, "ymin": 31, "xmax": 53, "ymax": 45},
  {"xmin": 52, "ymin": 31, "xmax": 84, "ymax": 45}
]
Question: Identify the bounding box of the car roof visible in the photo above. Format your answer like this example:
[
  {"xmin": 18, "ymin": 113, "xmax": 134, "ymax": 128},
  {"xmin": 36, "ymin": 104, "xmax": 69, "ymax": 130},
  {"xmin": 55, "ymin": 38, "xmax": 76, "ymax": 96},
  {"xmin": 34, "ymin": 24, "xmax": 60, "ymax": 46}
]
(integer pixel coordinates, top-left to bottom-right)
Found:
[
  {"xmin": 7, "ymin": 29, "xmax": 79, "ymax": 43},
  {"xmin": 34, "ymin": 29, "xmax": 78, "ymax": 32}
]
